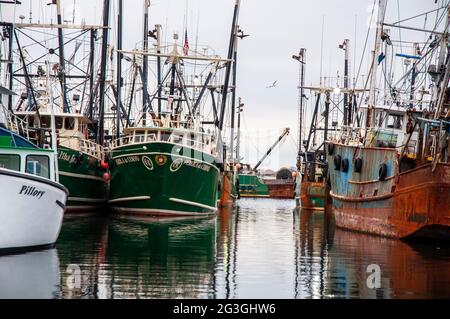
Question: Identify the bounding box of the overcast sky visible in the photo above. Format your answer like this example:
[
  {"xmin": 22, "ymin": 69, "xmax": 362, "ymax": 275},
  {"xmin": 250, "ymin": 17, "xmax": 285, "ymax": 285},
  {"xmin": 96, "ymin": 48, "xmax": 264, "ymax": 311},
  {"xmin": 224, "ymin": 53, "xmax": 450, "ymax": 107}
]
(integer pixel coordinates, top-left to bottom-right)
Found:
[{"xmin": 1, "ymin": 0, "xmax": 444, "ymax": 169}]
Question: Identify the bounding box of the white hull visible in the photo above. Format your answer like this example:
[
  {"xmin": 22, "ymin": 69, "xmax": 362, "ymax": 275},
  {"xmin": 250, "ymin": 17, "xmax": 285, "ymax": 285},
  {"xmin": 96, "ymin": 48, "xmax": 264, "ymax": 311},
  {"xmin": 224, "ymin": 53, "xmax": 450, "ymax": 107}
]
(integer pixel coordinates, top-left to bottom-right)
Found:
[{"xmin": 0, "ymin": 168, "xmax": 67, "ymax": 251}]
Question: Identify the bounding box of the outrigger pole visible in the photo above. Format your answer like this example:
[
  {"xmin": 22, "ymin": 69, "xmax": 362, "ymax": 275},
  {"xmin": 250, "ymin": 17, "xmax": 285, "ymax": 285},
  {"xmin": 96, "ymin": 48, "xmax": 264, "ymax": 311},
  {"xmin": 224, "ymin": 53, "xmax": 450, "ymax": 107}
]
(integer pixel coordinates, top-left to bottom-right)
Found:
[
  {"xmin": 97, "ymin": 0, "xmax": 110, "ymax": 145},
  {"xmin": 253, "ymin": 128, "xmax": 290, "ymax": 172}
]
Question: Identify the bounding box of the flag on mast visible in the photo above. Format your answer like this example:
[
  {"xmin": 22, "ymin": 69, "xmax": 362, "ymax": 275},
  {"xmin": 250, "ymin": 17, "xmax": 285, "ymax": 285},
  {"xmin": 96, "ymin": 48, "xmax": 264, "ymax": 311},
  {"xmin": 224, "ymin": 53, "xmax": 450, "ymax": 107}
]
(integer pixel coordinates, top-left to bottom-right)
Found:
[{"xmin": 183, "ymin": 29, "xmax": 189, "ymax": 55}]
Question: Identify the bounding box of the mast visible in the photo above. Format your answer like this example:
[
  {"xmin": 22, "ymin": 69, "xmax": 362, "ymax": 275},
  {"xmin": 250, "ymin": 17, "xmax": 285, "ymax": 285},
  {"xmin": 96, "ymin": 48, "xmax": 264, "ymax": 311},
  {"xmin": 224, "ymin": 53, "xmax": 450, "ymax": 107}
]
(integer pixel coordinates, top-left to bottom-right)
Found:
[
  {"xmin": 156, "ymin": 23, "xmax": 162, "ymax": 115},
  {"xmin": 115, "ymin": 0, "xmax": 123, "ymax": 139},
  {"xmin": 366, "ymin": 0, "xmax": 387, "ymax": 129},
  {"xmin": 340, "ymin": 39, "xmax": 350, "ymax": 125},
  {"xmin": 88, "ymin": 28, "xmax": 96, "ymax": 120},
  {"xmin": 236, "ymin": 97, "xmax": 243, "ymax": 164},
  {"xmin": 142, "ymin": 0, "xmax": 150, "ymax": 114},
  {"xmin": 434, "ymin": 5, "xmax": 450, "ymax": 119},
  {"xmin": 56, "ymin": 0, "xmax": 69, "ymax": 113},
  {"xmin": 7, "ymin": 24, "xmax": 14, "ymax": 111},
  {"xmin": 97, "ymin": 0, "xmax": 111, "ymax": 145},
  {"xmin": 219, "ymin": 0, "xmax": 240, "ymax": 131},
  {"xmin": 229, "ymin": 25, "xmax": 239, "ymax": 162},
  {"xmin": 293, "ymin": 49, "xmax": 306, "ymax": 169}
]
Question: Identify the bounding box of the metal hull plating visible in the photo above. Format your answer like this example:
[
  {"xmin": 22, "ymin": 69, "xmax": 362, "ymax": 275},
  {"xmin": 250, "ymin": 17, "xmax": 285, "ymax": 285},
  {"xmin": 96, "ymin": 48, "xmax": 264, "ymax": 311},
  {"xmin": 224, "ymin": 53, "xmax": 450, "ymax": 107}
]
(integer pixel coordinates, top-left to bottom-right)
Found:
[
  {"xmin": 238, "ymin": 173, "xmax": 270, "ymax": 198},
  {"xmin": 58, "ymin": 146, "xmax": 107, "ymax": 211},
  {"xmin": 0, "ymin": 168, "xmax": 67, "ymax": 251},
  {"xmin": 300, "ymin": 181, "xmax": 326, "ymax": 211},
  {"xmin": 109, "ymin": 142, "xmax": 220, "ymax": 217},
  {"xmin": 327, "ymin": 142, "xmax": 450, "ymax": 239},
  {"xmin": 218, "ymin": 171, "xmax": 238, "ymax": 208}
]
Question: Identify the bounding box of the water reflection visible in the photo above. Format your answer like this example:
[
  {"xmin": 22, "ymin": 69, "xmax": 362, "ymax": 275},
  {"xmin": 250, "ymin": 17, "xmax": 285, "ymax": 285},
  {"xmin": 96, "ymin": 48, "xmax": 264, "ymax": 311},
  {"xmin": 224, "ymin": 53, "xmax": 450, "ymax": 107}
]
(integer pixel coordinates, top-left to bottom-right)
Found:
[
  {"xmin": 0, "ymin": 200, "xmax": 449, "ymax": 299},
  {"xmin": 0, "ymin": 248, "xmax": 60, "ymax": 298}
]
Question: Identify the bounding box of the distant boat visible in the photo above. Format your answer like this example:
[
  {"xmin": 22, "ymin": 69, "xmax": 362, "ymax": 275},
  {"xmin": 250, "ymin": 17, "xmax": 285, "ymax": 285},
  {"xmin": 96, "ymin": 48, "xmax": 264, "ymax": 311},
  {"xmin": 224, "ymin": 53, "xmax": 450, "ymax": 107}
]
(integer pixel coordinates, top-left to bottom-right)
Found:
[{"xmin": 0, "ymin": 125, "xmax": 67, "ymax": 252}]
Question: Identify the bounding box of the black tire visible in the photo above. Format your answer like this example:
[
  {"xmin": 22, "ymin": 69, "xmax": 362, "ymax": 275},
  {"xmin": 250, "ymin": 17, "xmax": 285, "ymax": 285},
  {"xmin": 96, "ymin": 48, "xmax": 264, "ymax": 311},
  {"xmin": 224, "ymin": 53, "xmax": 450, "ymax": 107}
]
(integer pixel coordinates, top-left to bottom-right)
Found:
[
  {"xmin": 328, "ymin": 143, "xmax": 335, "ymax": 156},
  {"xmin": 341, "ymin": 158, "xmax": 349, "ymax": 172},
  {"xmin": 379, "ymin": 163, "xmax": 388, "ymax": 181},
  {"xmin": 334, "ymin": 155, "xmax": 342, "ymax": 170},
  {"xmin": 354, "ymin": 158, "xmax": 363, "ymax": 173}
]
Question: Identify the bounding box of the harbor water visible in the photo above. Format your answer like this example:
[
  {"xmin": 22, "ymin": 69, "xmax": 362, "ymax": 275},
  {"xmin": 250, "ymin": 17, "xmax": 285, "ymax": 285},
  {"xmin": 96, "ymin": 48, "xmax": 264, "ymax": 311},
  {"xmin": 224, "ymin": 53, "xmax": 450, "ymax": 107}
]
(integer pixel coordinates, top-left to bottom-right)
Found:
[{"xmin": 1, "ymin": 199, "xmax": 449, "ymax": 299}]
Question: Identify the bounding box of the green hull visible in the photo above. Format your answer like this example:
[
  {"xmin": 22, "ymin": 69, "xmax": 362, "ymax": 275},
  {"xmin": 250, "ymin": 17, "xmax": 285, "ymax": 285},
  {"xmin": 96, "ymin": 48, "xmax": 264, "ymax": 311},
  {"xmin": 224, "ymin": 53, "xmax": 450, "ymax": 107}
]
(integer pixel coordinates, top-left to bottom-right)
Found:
[
  {"xmin": 109, "ymin": 142, "xmax": 220, "ymax": 216},
  {"xmin": 238, "ymin": 173, "xmax": 270, "ymax": 197},
  {"xmin": 58, "ymin": 146, "xmax": 107, "ymax": 211}
]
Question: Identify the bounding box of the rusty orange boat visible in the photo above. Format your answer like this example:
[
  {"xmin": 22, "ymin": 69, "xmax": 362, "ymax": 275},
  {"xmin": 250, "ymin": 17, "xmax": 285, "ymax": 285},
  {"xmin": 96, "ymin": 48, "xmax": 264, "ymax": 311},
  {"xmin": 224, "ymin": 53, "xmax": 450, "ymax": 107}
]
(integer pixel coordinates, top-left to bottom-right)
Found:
[{"xmin": 326, "ymin": 0, "xmax": 450, "ymax": 240}]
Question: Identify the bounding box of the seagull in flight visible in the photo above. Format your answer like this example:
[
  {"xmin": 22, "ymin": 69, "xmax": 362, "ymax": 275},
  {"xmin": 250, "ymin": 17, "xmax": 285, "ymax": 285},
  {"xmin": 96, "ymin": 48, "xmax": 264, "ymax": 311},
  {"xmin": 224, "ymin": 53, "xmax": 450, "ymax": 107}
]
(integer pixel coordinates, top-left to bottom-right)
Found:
[{"xmin": 266, "ymin": 81, "xmax": 278, "ymax": 89}]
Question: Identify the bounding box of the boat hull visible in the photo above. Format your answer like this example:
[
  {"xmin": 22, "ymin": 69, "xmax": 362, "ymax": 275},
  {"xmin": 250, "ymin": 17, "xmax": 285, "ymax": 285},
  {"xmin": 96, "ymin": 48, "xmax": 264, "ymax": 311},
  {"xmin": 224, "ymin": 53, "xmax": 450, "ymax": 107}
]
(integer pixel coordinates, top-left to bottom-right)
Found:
[
  {"xmin": 109, "ymin": 142, "xmax": 219, "ymax": 217},
  {"xmin": 218, "ymin": 171, "xmax": 237, "ymax": 208},
  {"xmin": 58, "ymin": 147, "xmax": 107, "ymax": 211},
  {"xmin": 238, "ymin": 173, "xmax": 270, "ymax": 198},
  {"xmin": 327, "ymin": 142, "xmax": 450, "ymax": 239},
  {"xmin": 265, "ymin": 180, "xmax": 295, "ymax": 199},
  {"xmin": 0, "ymin": 168, "xmax": 67, "ymax": 251},
  {"xmin": 300, "ymin": 181, "xmax": 326, "ymax": 211}
]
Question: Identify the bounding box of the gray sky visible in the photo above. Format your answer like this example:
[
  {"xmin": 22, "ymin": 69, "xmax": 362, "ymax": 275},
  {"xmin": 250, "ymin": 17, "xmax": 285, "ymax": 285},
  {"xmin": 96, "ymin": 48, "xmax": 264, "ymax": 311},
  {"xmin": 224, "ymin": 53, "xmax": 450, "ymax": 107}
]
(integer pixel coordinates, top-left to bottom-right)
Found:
[{"xmin": 2, "ymin": 0, "xmax": 443, "ymax": 169}]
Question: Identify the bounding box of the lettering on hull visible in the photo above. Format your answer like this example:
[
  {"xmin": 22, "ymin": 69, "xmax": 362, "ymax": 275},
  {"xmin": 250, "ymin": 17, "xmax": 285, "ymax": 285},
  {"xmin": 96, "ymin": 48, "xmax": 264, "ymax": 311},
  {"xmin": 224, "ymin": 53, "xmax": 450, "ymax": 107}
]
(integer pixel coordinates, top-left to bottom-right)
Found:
[{"xmin": 19, "ymin": 185, "xmax": 46, "ymax": 199}]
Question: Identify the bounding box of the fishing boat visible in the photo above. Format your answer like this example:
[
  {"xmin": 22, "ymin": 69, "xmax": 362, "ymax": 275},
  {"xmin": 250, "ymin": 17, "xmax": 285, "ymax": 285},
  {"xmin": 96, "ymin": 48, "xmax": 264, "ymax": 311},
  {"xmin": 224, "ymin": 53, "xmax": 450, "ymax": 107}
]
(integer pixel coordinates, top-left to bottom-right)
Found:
[
  {"xmin": 325, "ymin": 0, "xmax": 450, "ymax": 239},
  {"xmin": 14, "ymin": 109, "xmax": 107, "ymax": 211},
  {"xmin": 0, "ymin": 97, "xmax": 67, "ymax": 252},
  {"xmin": 108, "ymin": 1, "xmax": 242, "ymax": 216},
  {"xmin": 238, "ymin": 164, "xmax": 270, "ymax": 198},
  {"xmin": 107, "ymin": 44, "xmax": 224, "ymax": 216}
]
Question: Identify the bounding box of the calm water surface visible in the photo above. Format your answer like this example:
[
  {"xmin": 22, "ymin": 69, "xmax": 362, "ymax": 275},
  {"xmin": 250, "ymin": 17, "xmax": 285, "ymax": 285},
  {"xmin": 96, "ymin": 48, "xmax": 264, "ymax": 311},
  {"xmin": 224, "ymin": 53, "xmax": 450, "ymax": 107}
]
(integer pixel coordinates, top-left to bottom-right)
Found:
[{"xmin": 1, "ymin": 198, "xmax": 449, "ymax": 298}]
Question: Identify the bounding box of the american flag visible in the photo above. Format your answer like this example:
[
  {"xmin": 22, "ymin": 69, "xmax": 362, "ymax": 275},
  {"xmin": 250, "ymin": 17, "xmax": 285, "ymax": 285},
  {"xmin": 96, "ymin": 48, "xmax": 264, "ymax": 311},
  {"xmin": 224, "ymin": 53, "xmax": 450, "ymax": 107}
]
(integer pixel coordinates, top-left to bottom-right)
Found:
[{"xmin": 183, "ymin": 29, "xmax": 189, "ymax": 55}]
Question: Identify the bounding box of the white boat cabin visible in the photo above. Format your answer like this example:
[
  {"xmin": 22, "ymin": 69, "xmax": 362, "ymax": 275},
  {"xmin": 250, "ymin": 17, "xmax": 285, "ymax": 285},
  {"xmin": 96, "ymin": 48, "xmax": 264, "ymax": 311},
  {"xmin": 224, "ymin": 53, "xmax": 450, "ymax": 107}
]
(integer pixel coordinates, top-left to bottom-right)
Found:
[{"xmin": 14, "ymin": 112, "xmax": 104, "ymax": 159}]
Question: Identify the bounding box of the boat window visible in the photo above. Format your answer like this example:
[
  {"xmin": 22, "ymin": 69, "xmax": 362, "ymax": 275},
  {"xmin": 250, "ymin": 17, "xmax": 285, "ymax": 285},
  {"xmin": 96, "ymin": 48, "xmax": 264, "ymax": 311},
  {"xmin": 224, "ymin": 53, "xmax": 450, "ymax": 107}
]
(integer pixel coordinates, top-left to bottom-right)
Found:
[
  {"xmin": 26, "ymin": 155, "xmax": 50, "ymax": 179},
  {"xmin": 0, "ymin": 154, "xmax": 20, "ymax": 171},
  {"xmin": 64, "ymin": 117, "xmax": 75, "ymax": 130},
  {"xmin": 386, "ymin": 114, "xmax": 403, "ymax": 129},
  {"xmin": 40, "ymin": 116, "xmax": 51, "ymax": 128},
  {"xmin": 134, "ymin": 131, "xmax": 146, "ymax": 143},
  {"xmin": 55, "ymin": 117, "xmax": 63, "ymax": 129},
  {"xmin": 160, "ymin": 131, "xmax": 171, "ymax": 142}
]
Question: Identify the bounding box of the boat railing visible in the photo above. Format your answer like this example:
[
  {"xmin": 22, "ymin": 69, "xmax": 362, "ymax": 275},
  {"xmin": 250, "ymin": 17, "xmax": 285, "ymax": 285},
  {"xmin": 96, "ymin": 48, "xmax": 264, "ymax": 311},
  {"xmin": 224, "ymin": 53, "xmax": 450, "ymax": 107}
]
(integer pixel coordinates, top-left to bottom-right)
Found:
[
  {"xmin": 110, "ymin": 132, "xmax": 216, "ymax": 156},
  {"xmin": 110, "ymin": 133, "xmax": 158, "ymax": 148},
  {"xmin": 78, "ymin": 138, "xmax": 105, "ymax": 159},
  {"xmin": 6, "ymin": 111, "xmax": 33, "ymax": 141}
]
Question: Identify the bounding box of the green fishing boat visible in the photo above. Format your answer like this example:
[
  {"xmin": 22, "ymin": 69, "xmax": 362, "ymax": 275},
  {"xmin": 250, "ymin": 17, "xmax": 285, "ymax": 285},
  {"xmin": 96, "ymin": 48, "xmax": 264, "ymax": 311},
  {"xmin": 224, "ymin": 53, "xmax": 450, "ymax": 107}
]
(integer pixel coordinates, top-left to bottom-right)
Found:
[
  {"xmin": 14, "ymin": 112, "xmax": 107, "ymax": 211},
  {"xmin": 109, "ymin": 126, "xmax": 220, "ymax": 216}
]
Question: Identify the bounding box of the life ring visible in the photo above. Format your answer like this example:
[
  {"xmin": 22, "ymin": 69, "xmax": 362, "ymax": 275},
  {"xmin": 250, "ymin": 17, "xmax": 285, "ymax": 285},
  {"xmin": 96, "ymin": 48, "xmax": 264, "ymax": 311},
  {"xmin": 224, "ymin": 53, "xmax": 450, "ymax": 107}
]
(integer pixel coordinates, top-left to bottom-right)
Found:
[
  {"xmin": 334, "ymin": 155, "xmax": 342, "ymax": 170},
  {"xmin": 379, "ymin": 163, "xmax": 388, "ymax": 181},
  {"xmin": 341, "ymin": 158, "xmax": 349, "ymax": 172},
  {"xmin": 354, "ymin": 158, "xmax": 363, "ymax": 173}
]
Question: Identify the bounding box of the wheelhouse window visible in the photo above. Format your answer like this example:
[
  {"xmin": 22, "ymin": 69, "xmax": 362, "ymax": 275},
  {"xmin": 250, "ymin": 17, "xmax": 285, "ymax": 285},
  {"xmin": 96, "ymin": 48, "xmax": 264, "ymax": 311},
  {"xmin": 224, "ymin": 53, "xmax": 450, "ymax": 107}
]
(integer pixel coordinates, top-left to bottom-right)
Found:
[
  {"xmin": 386, "ymin": 114, "xmax": 403, "ymax": 130},
  {"xmin": 55, "ymin": 117, "xmax": 63, "ymax": 130},
  {"xmin": 0, "ymin": 154, "xmax": 20, "ymax": 171},
  {"xmin": 64, "ymin": 117, "xmax": 75, "ymax": 130},
  {"xmin": 26, "ymin": 155, "xmax": 50, "ymax": 179},
  {"xmin": 160, "ymin": 131, "xmax": 171, "ymax": 142},
  {"xmin": 134, "ymin": 130, "xmax": 146, "ymax": 143}
]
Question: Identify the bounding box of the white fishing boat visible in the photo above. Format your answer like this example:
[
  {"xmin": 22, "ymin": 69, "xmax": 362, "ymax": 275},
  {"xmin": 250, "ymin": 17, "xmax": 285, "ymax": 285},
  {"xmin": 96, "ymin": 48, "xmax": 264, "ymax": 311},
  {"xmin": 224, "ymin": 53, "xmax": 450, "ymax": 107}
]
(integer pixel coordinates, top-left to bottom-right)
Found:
[{"xmin": 0, "ymin": 91, "xmax": 68, "ymax": 252}]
